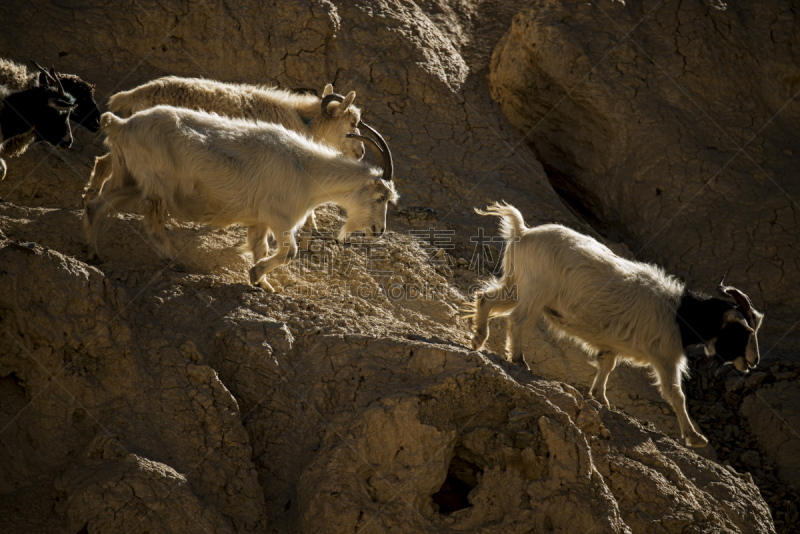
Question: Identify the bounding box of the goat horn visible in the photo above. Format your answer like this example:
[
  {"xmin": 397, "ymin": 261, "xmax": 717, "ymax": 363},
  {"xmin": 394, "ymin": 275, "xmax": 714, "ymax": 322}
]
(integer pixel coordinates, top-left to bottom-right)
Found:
[
  {"xmin": 31, "ymin": 60, "xmax": 57, "ymax": 87},
  {"xmin": 48, "ymin": 65, "xmax": 67, "ymax": 99},
  {"xmin": 717, "ymin": 276, "xmax": 753, "ymax": 315},
  {"xmin": 30, "ymin": 60, "xmax": 50, "ymax": 78},
  {"xmin": 321, "ymin": 93, "xmax": 345, "ymax": 119},
  {"xmin": 347, "ymin": 120, "xmax": 393, "ymax": 182}
]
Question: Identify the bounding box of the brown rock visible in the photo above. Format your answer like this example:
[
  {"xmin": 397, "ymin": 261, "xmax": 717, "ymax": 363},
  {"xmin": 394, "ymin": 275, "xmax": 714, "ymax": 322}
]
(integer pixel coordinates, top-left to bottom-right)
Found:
[
  {"xmin": 0, "ymin": 0, "xmax": 786, "ymax": 531},
  {"xmin": 489, "ymin": 0, "xmax": 800, "ymax": 353},
  {"xmin": 742, "ymin": 381, "xmax": 800, "ymax": 491}
]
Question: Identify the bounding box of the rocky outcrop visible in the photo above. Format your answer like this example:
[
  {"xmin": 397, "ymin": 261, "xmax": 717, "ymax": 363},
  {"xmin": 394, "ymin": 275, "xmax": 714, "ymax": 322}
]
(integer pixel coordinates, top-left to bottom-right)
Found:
[
  {"xmin": 0, "ymin": 241, "xmax": 777, "ymax": 533},
  {"xmin": 741, "ymin": 370, "xmax": 800, "ymax": 490},
  {"xmin": 0, "ymin": 245, "xmax": 265, "ymax": 532},
  {"xmin": 0, "ymin": 0, "xmax": 793, "ymax": 531},
  {"xmin": 490, "ymin": 5, "xmax": 800, "ymax": 527},
  {"xmin": 489, "ymin": 0, "xmax": 800, "ymax": 350}
]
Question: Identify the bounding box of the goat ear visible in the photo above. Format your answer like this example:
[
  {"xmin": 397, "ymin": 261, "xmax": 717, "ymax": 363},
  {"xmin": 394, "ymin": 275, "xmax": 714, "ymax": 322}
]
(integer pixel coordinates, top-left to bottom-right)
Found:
[
  {"xmin": 322, "ymin": 84, "xmax": 333, "ymax": 97},
  {"xmin": 49, "ymin": 97, "xmax": 78, "ymax": 111},
  {"xmin": 340, "ymin": 91, "xmax": 356, "ymax": 112},
  {"xmin": 722, "ymin": 309, "xmax": 755, "ymax": 333},
  {"xmin": 328, "ymin": 91, "xmax": 356, "ymax": 118},
  {"xmin": 704, "ymin": 339, "xmax": 717, "ymax": 357}
]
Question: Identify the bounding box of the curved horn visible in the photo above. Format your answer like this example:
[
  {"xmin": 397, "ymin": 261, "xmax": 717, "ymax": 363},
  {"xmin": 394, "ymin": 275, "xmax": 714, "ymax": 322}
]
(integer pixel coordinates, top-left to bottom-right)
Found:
[
  {"xmin": 48, "ymin": 65, "xmax": 67, "ymax": 99},
  {"xmin": 347, "ymin": 120, "xmax": 393, "ymax": 182},
  {"xmin": 348, "ymin": 133, "xmax": 383, "ymax": 164},
  {"xmin": 321, "ymin": 93, "xmax": 345, "ymax": 119},
  {"xmin": 717, "ymin": 276, "xmax": 753, "ymax": 315},
  {"xmin": 30, "ymin": 60, "xmax": 49, "ymax": 78},
  {"xmin": 31, "ymin": 60, "xmax": 56, "ymax": 88}
]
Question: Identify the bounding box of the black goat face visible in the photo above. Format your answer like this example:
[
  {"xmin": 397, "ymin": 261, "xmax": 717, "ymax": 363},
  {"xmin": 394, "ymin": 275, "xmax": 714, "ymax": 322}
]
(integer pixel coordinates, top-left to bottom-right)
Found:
[
  {"xmin": 58, "ymin": 76, "xmax": 101, "ymax": 132},
  {"xmin": 36, "ymin": 91, "xmax": 76, "ymax": 147},
  {"xmin": 3, "ymin": 83, "xmax": 76, "ymax": 148},
  {"xmin": 712, "ymin": 309, "xmax": 763, "ymax": 372}
]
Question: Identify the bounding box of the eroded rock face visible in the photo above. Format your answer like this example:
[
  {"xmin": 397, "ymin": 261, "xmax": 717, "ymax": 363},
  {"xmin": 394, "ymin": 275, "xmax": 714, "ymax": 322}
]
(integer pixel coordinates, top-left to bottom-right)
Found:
[
  {"xmin": 0, "ymin": 0, "xmax": 567, "ymax": 240},
  {"xmin": 742, "ymin": 378, "xmax": 800, "ymax": 491},
  {"xmin": 0, "ymin": 246, "xmax": 265, "ymax": 533},
  {"xmin": 0, "ymin": 0, "xmax": 790, "ymax": 531},
  {"xmin": 0, "ymin": 225, "xmax": 779, "ymax": 533},
  {"xmin": 489, "ymin": 0, "xmax": 800, "ymax": 350},
  {"xmin": 490, "ymin": 6, "xmax": 800, "ymax": 521}
]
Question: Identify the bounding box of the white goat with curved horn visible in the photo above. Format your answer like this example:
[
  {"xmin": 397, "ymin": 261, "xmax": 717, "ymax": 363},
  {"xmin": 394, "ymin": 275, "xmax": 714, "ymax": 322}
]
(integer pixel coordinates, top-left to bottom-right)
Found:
[
  {"xmin": 84, "ymin": 106, "xmax": 398, "ymax": 292},
  {"xmin": 83, "ymin": 80, "xmax": 364, "ymax": 225}
]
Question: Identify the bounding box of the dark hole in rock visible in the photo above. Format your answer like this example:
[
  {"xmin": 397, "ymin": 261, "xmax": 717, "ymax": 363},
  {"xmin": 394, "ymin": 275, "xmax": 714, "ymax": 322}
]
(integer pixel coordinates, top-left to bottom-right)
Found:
[
  {"xmin": 431, "ymin": 456, "xmax": 482, "ymax": 514},
  {"xmin": 540, "ymin": 163, "xmax": 630, "ymax": 244}
]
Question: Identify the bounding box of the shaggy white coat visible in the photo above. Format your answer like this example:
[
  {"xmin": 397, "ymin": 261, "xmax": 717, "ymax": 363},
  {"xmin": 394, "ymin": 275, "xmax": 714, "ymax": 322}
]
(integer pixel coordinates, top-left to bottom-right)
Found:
[
  {"xmin": 466, "ymin": 202, "xmax": 709, "ymax": 448},
  {"xmin": 84, "ymin": 78, "xmax": 364, "ymax": 219},
  {"xmin": 84, "ymin": 106, "xmax": 397, "ymax": 292}
]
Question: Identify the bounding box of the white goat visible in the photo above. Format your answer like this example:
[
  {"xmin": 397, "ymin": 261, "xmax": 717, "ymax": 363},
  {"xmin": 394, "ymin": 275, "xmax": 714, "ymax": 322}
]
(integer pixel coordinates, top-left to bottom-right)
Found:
[
  {"xmin": 84, "ymin": 106, "xmax": 397, "ymax": 292},
  {"xmin": 464, "ymin": 202, "xmax": 763, "ymax": 448},
  {"xmin": 84, "ymin": 79, "xmax": 365, "ymax": 219}
]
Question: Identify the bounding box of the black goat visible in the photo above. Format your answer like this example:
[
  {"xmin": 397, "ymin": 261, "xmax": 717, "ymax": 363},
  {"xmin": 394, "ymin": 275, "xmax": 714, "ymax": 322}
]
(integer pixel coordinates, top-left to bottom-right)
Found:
[{"xmin": 1, "ymin": 59, "xmax": 77, "ymax": 179}]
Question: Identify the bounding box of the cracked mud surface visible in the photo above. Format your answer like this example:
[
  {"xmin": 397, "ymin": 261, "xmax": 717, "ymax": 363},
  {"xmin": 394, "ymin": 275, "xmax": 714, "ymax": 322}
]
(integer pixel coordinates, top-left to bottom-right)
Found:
[{"xmin": 0, "ymin": 0, "xmax": 797, "ymax": 532}]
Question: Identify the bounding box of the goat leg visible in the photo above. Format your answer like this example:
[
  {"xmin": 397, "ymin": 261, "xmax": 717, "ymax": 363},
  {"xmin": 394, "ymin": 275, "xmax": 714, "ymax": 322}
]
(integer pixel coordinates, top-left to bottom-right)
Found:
[{"xmin": 589, "ymin": 351, "xmax": 617, "ymax": 409}]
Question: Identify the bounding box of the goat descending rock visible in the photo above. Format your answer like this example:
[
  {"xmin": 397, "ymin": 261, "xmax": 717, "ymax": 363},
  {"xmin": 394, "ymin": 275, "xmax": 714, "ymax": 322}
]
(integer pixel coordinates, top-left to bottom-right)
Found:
[
  {"xmin": 463, "ymin": 202, "xmax": 764, "ymax": 448},
  {"xmin": 83, "ymin": 106, "xmax": 397, "ymax": 292},
  {"xmin": 0, "ymin": 59, "xmax": 77, "ymax": 180},
  {"xmin": 84, "ymin": 78, "xmax": 366, "ymax": 231}
]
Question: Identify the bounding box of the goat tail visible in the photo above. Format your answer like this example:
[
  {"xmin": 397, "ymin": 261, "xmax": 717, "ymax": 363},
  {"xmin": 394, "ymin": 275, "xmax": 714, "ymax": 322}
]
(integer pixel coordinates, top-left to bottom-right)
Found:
[
  {"xmin": 474, "ymin": 201, "xmax": 526, "ymax": 242},
  {"xmin": 107, "ymin": 89, "xmax": 139, "ymax": 118},
  {"xmin": 100, "ymin": 112, "xmax": 127, "ymax": 144}
]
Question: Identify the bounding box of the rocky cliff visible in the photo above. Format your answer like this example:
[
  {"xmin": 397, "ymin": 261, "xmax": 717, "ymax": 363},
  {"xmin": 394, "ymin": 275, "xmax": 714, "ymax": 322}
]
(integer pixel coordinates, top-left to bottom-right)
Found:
[{"xmin": 0, "ymin": 0, "xmax": 796, "ymax": 532}]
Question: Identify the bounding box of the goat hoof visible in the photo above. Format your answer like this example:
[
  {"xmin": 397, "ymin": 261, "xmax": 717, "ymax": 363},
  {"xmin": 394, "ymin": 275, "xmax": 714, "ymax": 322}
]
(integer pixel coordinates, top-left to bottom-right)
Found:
[
  {"xmin": 170, "ymin": 261, "xmax": 187, "ymax": 273},
  {"xmin": 87, "ymin": 253, "xmax": 103, "ymax": 265},
  {"xmin": 586, "ymin": 399, "xmax": 603, "ymax": 410},
  {"xmin": 685, "ymin": 433, "xmax": 709, "ymax": 448},
  {"xmin": 257, "ymin": 280, "xmax": 275, "ymax": 293},
  {"xmin": 248, "ymin": 267, "xmax": 259, "ymax": 286}
]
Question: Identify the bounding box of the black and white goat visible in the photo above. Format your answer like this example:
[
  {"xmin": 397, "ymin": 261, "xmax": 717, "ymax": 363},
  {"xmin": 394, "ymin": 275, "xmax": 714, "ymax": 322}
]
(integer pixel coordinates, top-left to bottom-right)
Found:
[
  {"xmin": 0, "ymin": 59, "xmax": 77, "ymax": 180},
  {"xmin": 464, "ymin": 202, "xmax": 764, "ymax": 448},
  {"xmin": 83, "ymin": 106, "xmax": 397, "ymax": 292}
]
